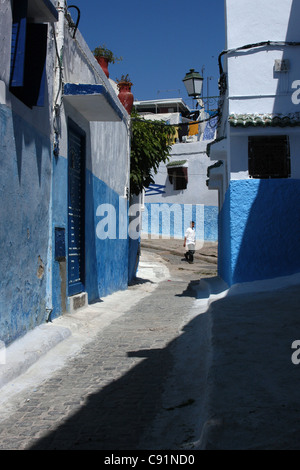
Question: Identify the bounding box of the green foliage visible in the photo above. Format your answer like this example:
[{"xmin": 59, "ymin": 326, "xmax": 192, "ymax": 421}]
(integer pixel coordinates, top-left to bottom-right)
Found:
[
  {"xmin": 130, "ymin": 111, "xmax": 176, "ymax": 196},
  {"xmin": 116, "ymin": 74, "xmax": 132, "ymax": 84},
  {"xmin": 92, "ymin": 44, "xmax": 122, "ymax": 64}
]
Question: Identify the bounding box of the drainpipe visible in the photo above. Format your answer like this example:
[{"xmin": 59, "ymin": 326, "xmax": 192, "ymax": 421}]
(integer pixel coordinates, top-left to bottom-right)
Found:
[
  {"xmin": 53, "ymin": 0, "xmax": 65, "ymax": 139},
  {"xmin": 46, "ymin": 1, "xmax": 66, "ymax": 322}
]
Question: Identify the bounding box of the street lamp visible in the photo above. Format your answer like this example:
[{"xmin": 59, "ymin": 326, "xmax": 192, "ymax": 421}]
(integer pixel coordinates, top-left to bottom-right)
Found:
[
  {"xmin": 182, "ymin": 68, "xmax": 219, "ymax": 114},
  {"xmin": 182, "ymin": 69, "xmax": 204, "ymax": 98}
]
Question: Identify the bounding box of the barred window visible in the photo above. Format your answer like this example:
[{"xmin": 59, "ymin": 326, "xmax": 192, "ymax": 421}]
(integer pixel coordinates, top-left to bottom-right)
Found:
[{"xmin": 248, "ymin": 135, "xmax": 291, "ymax": 179}]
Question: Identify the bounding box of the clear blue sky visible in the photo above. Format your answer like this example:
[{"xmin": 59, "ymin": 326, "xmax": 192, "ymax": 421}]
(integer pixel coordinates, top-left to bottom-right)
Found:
[{"xmin": 69, "ymin": 0, "xmax": 225, "ymax": 107}]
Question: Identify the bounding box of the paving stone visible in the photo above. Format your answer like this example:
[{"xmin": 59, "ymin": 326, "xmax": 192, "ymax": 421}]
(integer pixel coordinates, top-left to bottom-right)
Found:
[{"xmin": 0, "ymin": 247, "xmax": 216, "ymax": 450}]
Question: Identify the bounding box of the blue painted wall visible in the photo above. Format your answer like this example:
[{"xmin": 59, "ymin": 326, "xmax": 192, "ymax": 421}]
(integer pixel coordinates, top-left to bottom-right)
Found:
[
  {"xmin": 219, "ymin": 179, "xmax": 300, "ymax": 286},
  {"xmin": 0, "ymin": 105, "xmax": 52, "ymax": 345},
  {"xmin": 51, "ymin": 155, "xmax": 130, "ymax": 317},
  {"xmin": 142, "ymin": 202, "xmax": 218, "ymax": 241},
  {"xmin": 204, "ymin": 206, "xmax": 219, "ymax": 241},
  {"xmin": 85, "ymin": 170, "xmax": 129, "ymax": 300}
]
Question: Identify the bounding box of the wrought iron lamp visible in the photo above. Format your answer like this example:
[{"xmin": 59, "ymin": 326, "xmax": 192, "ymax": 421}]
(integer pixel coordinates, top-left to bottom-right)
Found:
[
  {"xmin": 182, "ymin": 68, "xmax": 219, "ymax": 113},
  {"xmin": 182, "ymin": 69, "xmax": 204, "ymax": 98}
]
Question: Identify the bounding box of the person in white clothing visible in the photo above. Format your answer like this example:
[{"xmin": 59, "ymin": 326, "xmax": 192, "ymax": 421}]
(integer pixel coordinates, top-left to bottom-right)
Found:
[{"xmin": 183, "ymin": 221, "xmax": 195, "ymax": 263}]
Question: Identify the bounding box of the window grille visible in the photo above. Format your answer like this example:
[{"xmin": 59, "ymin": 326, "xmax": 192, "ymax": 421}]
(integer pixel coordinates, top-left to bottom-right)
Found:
[{"xmin": 248, "ymin": 135, "xmax": 291, "ymax": 179}]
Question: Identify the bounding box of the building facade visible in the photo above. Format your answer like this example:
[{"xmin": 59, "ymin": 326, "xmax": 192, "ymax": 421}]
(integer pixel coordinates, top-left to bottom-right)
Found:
[
  {"xmin": 0, "ymin": 0, "xmax": 131, "ymax": 345},
  {"xmin": 134, "ymin": 98, "xmax": 219, "ymax": 242},
  {"xmin": 208, "ymin": 0, "xmax": 300, "ymax": 285}
]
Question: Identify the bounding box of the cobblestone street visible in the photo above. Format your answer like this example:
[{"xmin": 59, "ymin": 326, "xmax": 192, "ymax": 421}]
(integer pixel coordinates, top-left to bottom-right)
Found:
[{"xmin": 0, "ymin": 243, "xmax": 217, "ymax": 450}]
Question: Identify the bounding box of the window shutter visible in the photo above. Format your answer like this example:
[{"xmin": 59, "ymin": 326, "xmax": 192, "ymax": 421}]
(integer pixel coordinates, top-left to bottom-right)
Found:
[
  {"xmin": 10, "ymin": 0, "xmax": 28, "ymax": 87},
  {"xmin": 11, "ymin": 23, "xmax": 48, "ymax": 108}
]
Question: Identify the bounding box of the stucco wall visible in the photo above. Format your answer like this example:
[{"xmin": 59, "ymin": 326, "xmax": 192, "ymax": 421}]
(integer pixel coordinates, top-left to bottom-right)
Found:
[
  {"xmin": 226, "ymin": 0, "xmax": 300, "ymax": 116},
  {"xmin": 0, "ymin": 104, "xmax": 53, "ymax": 344},
  {"xmin": 0, "ymin": 3, "xmax": 130, "ymax": 343},
  {"xmin": 215, "ymin": 0, "xmax": 300, "ymax": 287},
  {"xmin": 142, "ymin": 141, "xmax": 218, "ymax": 241},
  {"xmin": 0, "ymin": 1, "xmax": 13, "ymax": 84},
  {"xmin": 145, "ymin": 142, "xmax": 218, "ymax": 206},
  {"xmin": 0, "ymin": 3, "xmax": 56, "ymax": 344},
  {"xmin": 219, "ymin": 179, "xmax": 300, "ymax": 286},
  {"xmin": 51, "ymin": 21, "xmax": 130, "ymax": 311},
  {"xmin": 85, "ymin": 172, "xmax": 129, "ymax": 300},
  {"xmin": 226, "ymin": 0, "xmax": 297, "ymax": 48},
  {"xmin": 89, "ymin": 121, "xmax": 129, "ymax": 196},
  {"xmin": 142, "ymin": 202, "xmax": 218, "ymax": 241},
  {"xmin": 229, "ymin": 128, "xmax": 300, "ymax": 180}
]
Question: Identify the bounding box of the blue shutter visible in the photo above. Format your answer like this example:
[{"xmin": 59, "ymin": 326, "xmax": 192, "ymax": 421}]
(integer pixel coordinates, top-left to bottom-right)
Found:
[
  {"xmin": 10, "ymin": 0, "xmax": 28, "ymax": 87},
  {"xmin": 10, "ymin": 22, "xmax": 48, "ymax": 108},
  {"xmin": 10, "ymin": 1, "xmax": 48, "ymax": 108}
]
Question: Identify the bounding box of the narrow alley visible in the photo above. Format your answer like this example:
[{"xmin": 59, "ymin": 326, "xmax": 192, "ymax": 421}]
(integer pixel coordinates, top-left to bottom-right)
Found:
[{"xmin": 0, "ymin": 241, "xmax": 217, "ymax": 450}]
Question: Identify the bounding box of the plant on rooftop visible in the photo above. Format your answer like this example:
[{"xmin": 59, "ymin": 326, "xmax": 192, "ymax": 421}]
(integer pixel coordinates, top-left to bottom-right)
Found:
[
  {"xmin": 92, "ymin": 45, "xmax": 122, "ymax": 64},
  {"xmin": 116, "ymin": 74, "xmax": 132, "ymax": 84}
]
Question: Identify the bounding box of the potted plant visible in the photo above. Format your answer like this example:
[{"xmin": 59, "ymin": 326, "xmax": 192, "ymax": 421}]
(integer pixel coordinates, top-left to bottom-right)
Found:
[
  {"xmin": 117, "ymin": 74, "xmax": 134, "ymax": 114},
  {"xmin": 93, "ymin": 44, "xmax": 122, "ymax": 78}
]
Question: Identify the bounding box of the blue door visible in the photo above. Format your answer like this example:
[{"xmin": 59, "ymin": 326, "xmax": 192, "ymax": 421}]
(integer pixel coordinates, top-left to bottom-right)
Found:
[{"xmin": 68, "ymin": 121, "xmax": 85, "ymax": 296}]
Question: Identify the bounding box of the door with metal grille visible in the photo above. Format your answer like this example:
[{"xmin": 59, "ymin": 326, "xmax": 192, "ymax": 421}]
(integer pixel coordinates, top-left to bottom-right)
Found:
[{"xmin": 68, "ymin": 121, "xmax": 85, "ymax": 296}]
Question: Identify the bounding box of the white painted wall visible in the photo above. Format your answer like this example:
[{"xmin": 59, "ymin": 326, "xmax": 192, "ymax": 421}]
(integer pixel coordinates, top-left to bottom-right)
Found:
[
  {"xmin": 90, "ymin": 121, "xmax": 129, "ymax": 196},
  {"xmin": 0, "ymin": 0, "xmax": 129, "ymax": 201},
  {"xmin": 229, "ymin": 128, "xmax": 300, "ymax": 180},
  {"xmin": 223, "ymin": 0, "xmax": 300, "ymax": 182},
  {"xmin": 225, "ymin": 0, "xmax": 300, "ymax": 116},
  {"xmin": 145, "ymin": 142, "xmax": 218, "ymax": 206},
  {"xmin": 226, "ymin": 0, "xmax": 295, "ymax": 49},
  {"xmin": 59, "ymin": 16, "xmax": 130, "ymax": 197},
  {"xmin": 0, "ymin": 1, "xmax": 12, "ymax": 85}
]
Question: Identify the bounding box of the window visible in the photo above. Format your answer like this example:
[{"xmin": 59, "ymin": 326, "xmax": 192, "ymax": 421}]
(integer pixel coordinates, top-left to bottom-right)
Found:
[
  {"xmin": 167, "ymin": 165, "xmax": 188, "ymax": 190},
  {"xmin": 248, "ymin": 135, "xmax": 291, "ymax": 179},
  {"xmin": 10, "ymin": 0, "xmax": 52, "ymax": 108}
]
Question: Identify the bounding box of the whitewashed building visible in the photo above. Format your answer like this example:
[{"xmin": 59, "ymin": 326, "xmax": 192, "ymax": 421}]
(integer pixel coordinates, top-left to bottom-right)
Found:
[
  {"xmin": 134, "ymin": 98, "xmax": 219, "ymax": 242},
  {"xmin": 208, "ymin": 0, "xmax": 300, "ymax": 285}
]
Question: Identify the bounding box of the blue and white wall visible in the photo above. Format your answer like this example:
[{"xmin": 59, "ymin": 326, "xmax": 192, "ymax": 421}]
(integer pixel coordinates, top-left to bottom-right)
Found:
[
  {"xmin": 0, "ymin": 103, "xmax": 53, "ymax": 344},
  {"xmin": 50, "ymin": 15, "xmax": 131, "ymax": 317},
  {"xmin": 0, "ymin": 1, "xmax": 55, "ymax": 344},
  {"xmin": 142, "ymin": 141, "xmax": 219, "ymax": 241},
  {"xmin": 211, "ymin": 0, "xmax": 300, "ymax": 286},
  {"xmin": 0, "ymin": 1, "xmax": 131, "ymax": 344},
  {"xmin": 51, "ymin": 110, "xmax": 130, "ymax": 318}
]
